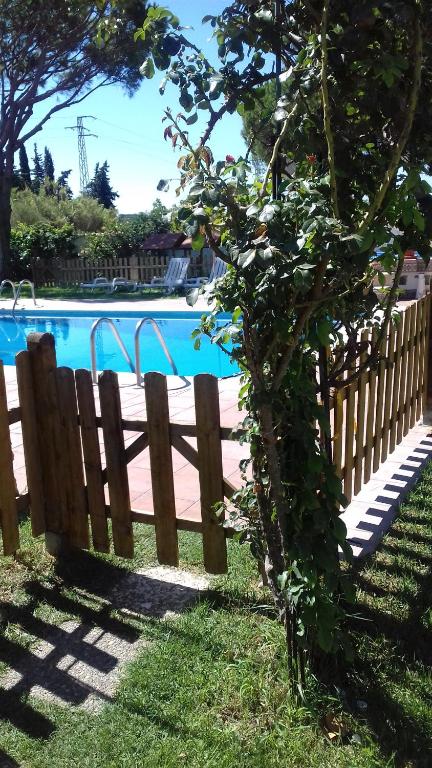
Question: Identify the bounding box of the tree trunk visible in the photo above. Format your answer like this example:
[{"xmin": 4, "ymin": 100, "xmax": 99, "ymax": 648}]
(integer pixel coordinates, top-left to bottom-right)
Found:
[{"xmin": 0, "ymin": 172, "xmax": 12, "ymax": 279}]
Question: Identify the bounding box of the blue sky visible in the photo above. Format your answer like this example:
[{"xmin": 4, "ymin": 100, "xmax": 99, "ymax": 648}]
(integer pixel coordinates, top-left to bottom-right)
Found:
[{"xmin": 25, "ymin": 1, "xmax": 247, "ymax": 214}]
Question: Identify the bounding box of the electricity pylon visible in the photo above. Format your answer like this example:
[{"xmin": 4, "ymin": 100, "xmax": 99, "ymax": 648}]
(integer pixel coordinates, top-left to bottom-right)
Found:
[{"xmin": 66, "ymin": 116, "xmax": 97, "ymax": 193}]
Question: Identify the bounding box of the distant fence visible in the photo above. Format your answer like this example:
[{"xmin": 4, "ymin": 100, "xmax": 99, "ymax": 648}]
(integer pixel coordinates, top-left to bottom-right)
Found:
[
  {"xmin": 0, "ymin": 297, "xmax": 430, "ymax": 568},
  {"xmin": 32, "ymin": 252, "xmax": 208, "ymax": 288}
]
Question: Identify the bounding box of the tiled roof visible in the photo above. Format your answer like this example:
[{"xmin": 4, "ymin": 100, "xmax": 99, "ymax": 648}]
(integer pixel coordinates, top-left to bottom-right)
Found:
[{"xmin": 140, "ymin": 232, "xmax": 186, "ymax": 250}]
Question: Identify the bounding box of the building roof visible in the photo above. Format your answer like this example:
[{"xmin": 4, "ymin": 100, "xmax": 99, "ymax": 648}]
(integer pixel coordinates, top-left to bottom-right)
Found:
[{"xmin": 140, "ymin": 232, "xmax": 186, "ymax": 251}]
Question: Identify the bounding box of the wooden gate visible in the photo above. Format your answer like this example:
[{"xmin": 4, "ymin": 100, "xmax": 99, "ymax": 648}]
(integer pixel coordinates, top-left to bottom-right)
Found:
[{"xmin": 0, "ymin": 333, "xmax": 240, "ymax": 573}]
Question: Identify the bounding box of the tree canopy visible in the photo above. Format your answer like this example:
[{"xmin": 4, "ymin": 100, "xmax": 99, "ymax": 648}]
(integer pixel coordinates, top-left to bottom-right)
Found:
[
  {"xmin": 87, "ymin": 161, "xmax": 119, "ymax": 208},
  {"xmin": 139, "ymin": 0, "xmax": 432, "ymax": 682},
  {"xmin": 0, "ymin": 0, "xmax": 158, "ymax": 276}
]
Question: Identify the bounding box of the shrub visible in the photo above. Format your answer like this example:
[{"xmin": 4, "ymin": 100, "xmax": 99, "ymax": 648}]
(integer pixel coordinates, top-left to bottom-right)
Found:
[
  {"xmin": 80, "ymin": 217, "xmax": 167, "ymax": 261},
  {"xmin": 11, "ymin": 188, "xmax": 114, "ymax": 233},
  {"xmin": 10, "ymin": 223, "xmax": 77, "ymax": 278}
]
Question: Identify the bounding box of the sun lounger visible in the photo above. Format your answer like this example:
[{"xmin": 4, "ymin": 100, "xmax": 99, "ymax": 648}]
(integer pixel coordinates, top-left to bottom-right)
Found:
[
  {"xmin": 184, "ymin": 256, "xmax": 227, "ymax": 288},
  {"xmin": 80, "ymin": 277, "xmax": 138, "ymax": 293},
  {"xmin": 138, "ymin": 257, "xmax": 190, "ymax": 294}
]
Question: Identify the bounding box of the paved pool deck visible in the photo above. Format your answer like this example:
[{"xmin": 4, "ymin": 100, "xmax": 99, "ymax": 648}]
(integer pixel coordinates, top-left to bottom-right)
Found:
[{"xmin": 0, "ymin": 295, "xmax": 212, "ymax": 314}]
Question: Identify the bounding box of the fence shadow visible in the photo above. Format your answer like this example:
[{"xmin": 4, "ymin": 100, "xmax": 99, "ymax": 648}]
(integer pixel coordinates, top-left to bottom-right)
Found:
[
  {"xmin": 344, "ymin": 436, "xmax": 432, "ymax": 557},
  {"xmin": 0, "ymin": 547, "xmax": 208, "ymax": 743},
  {"xmin": 344, "ymin": 498, "xmax": 432, "ymax": 767},
  {"xmin": 0, "ymin": 747, "xmax": 21, "ymax": 767}
]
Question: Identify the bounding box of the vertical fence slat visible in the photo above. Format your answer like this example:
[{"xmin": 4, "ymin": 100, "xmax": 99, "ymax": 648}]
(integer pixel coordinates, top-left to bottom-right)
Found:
[
  {"xmin": 420, "ymin": 295, "xmax": 431, "ymax": 419},
  {"xmin": 15, "ymin": 351, "xmax": 45, "ymax": 536},
  {"xmin": 26, "ymin": 332, "xmax": 65, "ymax": 533},
  {"xmin": 403, "ymin": 304, "xmax": 416, "ymax": 436},
  {"xmin": 76, "ymin": 369, "xmax": 110, "ymax": 553},
  {"xmin": 373, "ymin": 335, "xmax": 387, "ymax": 474},
  {"xmin": 409, "ymin": 300, "xmax": 421, "ymax": 429},
  {"xmin": 144, "ymin": 372, "xmax": 178, "ymax": 567},
  {"xmin": 415, "ymin": 297, "xmax": 425, "ymax": 421},
  {"xmin": 397, "ymin": 306, "xmax": 412, "ymax": 445},
  {"xmin": 423, "ymin": 294, "xmax": 432, "ymax": 415},
  {"xmin": 98, "ymin": 371, "xmax": 133, "ymax": 558},
  {"xmin": 0, "ymin": 362, "xmax": 19, "ymax": 555},
  {"xmin": 344, "ymin": 365, "xmax": 357, "ymax": 503},
  {"xmin": 194, "ymin": 374, "xmax": 227, "ymax": 574},
  {"xmin": 389, "ymin": 315, "xmax": 404, "ymax": 453},
  {"xmin": 55, "ymin": 368, "xmax": 89, "ymax": 550},
  {"xmin": 354, "ymin": 330, "xmax": 368, "ymax": 495},
  {"xmin": 333, "ymin": 389, "xmax": 343, "ymax": 479},
  {"xmin": 364, "ymin": 329, "xmax": 378, "ymax": 484},
  {"xmin": 381, "ymin": 323, "xmax": 395, "ymax": 463}
]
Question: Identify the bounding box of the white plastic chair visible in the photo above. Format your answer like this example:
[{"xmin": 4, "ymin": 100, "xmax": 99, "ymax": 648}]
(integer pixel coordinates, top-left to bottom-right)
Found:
[
  {"xmin": 184, "ymin": 256, "xmax": 227, "ymax": 288},
  {"xmin": 138, "ymin": 257, "xmax": 190, "ymax": 294}
]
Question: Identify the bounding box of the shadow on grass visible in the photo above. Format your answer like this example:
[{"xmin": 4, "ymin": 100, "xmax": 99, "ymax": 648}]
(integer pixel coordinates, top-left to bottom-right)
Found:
[
  {"xmin": 0, "ymin": 747, "xmax": 21, "ymax": 767},
  {"xmin": 344, "ymin": 494, "xmax": 432, "ymax": 768},
  {"xmin": 0, "ymin": 548, "xmax": 210, "ymax": 745}
]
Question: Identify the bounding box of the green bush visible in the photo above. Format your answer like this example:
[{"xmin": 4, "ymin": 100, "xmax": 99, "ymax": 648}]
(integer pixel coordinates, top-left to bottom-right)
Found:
[
  {"xmin": 11, "ymin": 188, "xmax": 115, "ymax": 232},
  {"xmin": 10, "ymin": 223, "xmax": 77, "ymax": 278},
  {"xmin": 80, "ymin": 217, "xmax": 164, "ymax": 262}
]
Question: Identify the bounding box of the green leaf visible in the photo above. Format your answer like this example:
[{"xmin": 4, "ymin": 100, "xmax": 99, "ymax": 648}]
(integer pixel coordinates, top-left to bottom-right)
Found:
[
  {"xmin": 186, "ymin": 289, "xmax": 199, "ymax": 307},
  {"xmin": 238, "ymin": 248, "xmax": 256, "ymax": 268},
  {"xmin": 316, "ymin": 319, "xmax": 332, "ymax": 347},
  {"xmin": 413, "ymin": 208, "xmax": 425, "ymax": 232},
  {"xmin": 139, "ymin": 58, "xmax": 155, "ymax": 79},
  {"xmin": 192, "ymin": 232, "xmax": 205, "ymax": 250}
]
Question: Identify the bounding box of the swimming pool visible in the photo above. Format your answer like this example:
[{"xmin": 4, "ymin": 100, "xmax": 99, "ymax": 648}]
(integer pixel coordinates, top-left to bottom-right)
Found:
[{"xmin": 0, "ymin": 310, "xmax": 239, "ymax": 378}]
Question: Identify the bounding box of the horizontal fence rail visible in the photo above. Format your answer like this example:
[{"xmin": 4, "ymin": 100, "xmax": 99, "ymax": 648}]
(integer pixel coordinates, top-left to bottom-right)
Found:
[{"xmin": 0, "ymin": 297, "xmax": 430, "ymax": 572}]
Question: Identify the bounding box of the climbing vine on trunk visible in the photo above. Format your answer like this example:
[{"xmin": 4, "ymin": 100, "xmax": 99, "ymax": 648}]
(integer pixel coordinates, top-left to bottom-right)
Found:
[{"xmin": 137, "ymin": 0, "xmax": 432, "ymax": 686}]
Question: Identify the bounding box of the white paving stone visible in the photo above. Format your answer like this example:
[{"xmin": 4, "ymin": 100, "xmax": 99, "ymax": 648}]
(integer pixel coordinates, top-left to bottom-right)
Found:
[{"xmin": 342, "ymin": 424, "xmax": 432, "ymax": 557}]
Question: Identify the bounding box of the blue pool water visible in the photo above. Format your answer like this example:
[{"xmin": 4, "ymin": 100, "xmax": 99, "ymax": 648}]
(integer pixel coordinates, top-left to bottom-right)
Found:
[{"xmin": 0, "ymin": 310, "xmax": 239, "ymax": 377}]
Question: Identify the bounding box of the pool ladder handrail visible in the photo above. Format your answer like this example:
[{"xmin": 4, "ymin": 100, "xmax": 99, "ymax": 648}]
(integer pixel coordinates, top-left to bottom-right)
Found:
[
  {"xmin": 135, "ymin": 317, "xmax": 178, "ymax": 386},
  {"xmin": 0, "ymin": 280, "xmax": 17, "ymax": 301},
  {"xmin": 12, "ymin": 280, "xmax": 37, "ymax": 314},
  {"xmin": 90, "ymin": 317, "xmax": 135, "ymax": 383}
]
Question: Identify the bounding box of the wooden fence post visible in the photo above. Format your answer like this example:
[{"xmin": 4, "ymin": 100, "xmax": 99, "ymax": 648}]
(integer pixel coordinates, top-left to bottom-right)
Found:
[
  {"xmin": 98, "ymin": 370, "xmax": 133, "ymax": 558},
  {"xmin": 194, "ymin": 374, "xmax": 227, "ymax": 574},
  {"xmin": 0, "ymin": 362, "xmax": 20, "ymax": 555},
  {"xmin": 26, "ymin": 332, "xmax": 67, "ymax": 555},
  {"xmin": 144, "ymin": 372, "xmax": 178, "ymax": 566},
  {"xmin": 76, "ymin": 369, "xmax": 110, "ymax": 553},
  {"xmin": 15, "ymin": 351, "xmax": 45, "ymax": 537},
  {"xmin": 423, "ymin": 293, "xmax": 432, "ymax": 423},
  {"xmin": 55, "ymin": 367, "xmax": 89, "ymax": 550}
]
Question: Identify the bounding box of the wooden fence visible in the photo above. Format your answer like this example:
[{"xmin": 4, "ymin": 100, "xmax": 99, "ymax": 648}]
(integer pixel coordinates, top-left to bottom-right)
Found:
[
  {"xmin": 329, "ymin": 296, "xmax": 430, "ymax": 503},
  {"xmin": 0, "ymin": 296, "xmax": 430, "ymax": 571},
  {"xmin": 32, "ymin": 252, "xmax": 207, "ymax": 288}
]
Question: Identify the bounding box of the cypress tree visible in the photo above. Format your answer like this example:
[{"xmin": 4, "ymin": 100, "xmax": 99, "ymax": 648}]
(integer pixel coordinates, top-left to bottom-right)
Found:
[
  {"xmin": 87, "ymin": 161, "xmax": 118, "ymax": 209},
  {"xmin": 32, "ymin": 144, "xmax": 45, "ymax": 192},
  {"xmin": 44, "ymin": 146, "xmax": 55, "ymax": 181},
  {"xmin": 18, "ymin": 145, "xmax": 32, "ymax": 187}
]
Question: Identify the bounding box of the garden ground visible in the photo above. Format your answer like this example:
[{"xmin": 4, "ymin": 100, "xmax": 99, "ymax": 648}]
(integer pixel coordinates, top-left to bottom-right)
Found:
[{"xmin": 0, "ymin": 457, "xmax": 431, "ymax": 768}]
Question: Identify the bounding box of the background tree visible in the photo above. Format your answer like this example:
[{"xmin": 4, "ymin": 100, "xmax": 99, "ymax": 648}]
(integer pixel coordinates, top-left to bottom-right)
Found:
[
  {"xmin": 44, "ymin": 147, "xmax": 55, "ymax": 182},
  {"xmin": 87, "ymin": 161, "xmax": 119, "ymax": 208},
  {"xmin": 0, "ymin": 0, "xmax": 171, "ymax": 277},
  {"xmin": 18, "ymin": 145, "xmax": 32, "ymax": 188},
  {"xmin": 31, "ymin": 145, "xmax": 45, "ymax": 193},
  {"xmin": 56, "ymin": 170, "xmax": 73, "ymax": 201},
  {"xmin": 140, "ymin": 0, "xmax": 432, "ymax": 685}
]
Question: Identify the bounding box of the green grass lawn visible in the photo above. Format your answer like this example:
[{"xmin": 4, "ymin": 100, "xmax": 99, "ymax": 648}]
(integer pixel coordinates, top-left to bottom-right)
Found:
[
  {"xmin": 1, "ymin": 285, "xmax": 180, "ymax": 302},
  {"xmin": 0, "ymin": 462, "xmax": 432, "ymax": 767}
]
